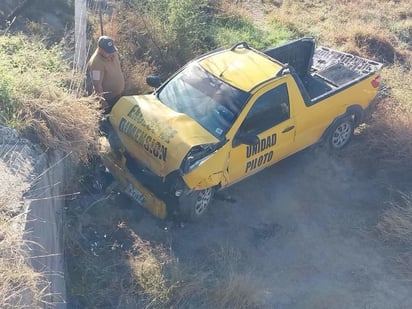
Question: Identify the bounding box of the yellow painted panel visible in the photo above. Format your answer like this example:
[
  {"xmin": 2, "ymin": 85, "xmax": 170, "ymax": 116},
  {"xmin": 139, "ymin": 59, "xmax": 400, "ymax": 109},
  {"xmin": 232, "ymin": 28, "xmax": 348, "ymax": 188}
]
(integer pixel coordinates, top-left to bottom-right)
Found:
[
  {"xmin": 110, "ymin": 95, "xmax": 218, "ymax": 177},
  {"xmin": 199, "ymin": 48, "xmax": 283, "ymax": 91}
]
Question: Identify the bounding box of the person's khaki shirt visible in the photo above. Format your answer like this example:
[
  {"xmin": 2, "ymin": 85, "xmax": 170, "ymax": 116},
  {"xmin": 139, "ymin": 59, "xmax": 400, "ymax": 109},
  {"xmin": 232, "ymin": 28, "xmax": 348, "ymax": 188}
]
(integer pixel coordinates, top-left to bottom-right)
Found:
[{"xmin": 88, "ymin": 50, "xmax": 125, "ymax": 100}]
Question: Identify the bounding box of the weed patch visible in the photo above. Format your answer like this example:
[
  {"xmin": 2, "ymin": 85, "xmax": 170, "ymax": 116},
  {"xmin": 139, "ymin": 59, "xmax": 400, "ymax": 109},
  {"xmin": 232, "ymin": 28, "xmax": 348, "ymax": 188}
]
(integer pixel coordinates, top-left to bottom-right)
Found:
[
  {"xmin": 377, "ymin": 192, "xmax": 412, "ymax": 243},
  {"xmin": 21, "ymin": 94, "xmax": 101, "ymax": 163},
  {"xmin": 354, "ymin": 32, "xmax": 403, "ymax": 64},
  {"xmin": 89, "ymin": 0, "xmax": 293, "ymax": 89},
  {"xmin": 376, "ymin": 191, "xmax": 412, "ymax": 279},
  {"xmin": 211, "ymin": 15, "xmax": 291, "ymax": 50},
  {"xmin": 207, "ymin": 245, "xmax": 264, "ymax": 309},
  {"xmin": 128, "ymin": 230, "xmax": 174, "ymax": 307},
  {"xmin": 0, "ymin": 35, "xmax": 102, "ymax": 163}
]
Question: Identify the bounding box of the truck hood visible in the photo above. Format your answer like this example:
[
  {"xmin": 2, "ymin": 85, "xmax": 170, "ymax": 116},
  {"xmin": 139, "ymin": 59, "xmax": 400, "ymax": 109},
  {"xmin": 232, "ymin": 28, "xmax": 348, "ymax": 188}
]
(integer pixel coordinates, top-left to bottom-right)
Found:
[{"xmin": 109, "ymin": 95, "xmax": 219, "ymax": 177}]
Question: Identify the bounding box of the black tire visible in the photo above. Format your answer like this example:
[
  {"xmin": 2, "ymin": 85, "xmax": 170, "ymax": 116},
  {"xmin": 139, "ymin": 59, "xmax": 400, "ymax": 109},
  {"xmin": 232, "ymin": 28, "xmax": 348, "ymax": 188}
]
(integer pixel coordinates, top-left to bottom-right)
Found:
[
  {"xmin": 328, "ymin": 116, "xmax": 354, "ymax": 150},
  {"xmin": 178, "ymin": 187, "xmax": 214, "ymax": 221}
]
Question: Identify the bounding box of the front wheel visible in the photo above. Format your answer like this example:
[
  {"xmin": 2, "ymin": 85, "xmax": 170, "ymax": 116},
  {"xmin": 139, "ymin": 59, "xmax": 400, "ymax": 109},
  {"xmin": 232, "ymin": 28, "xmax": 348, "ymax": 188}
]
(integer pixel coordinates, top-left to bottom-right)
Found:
[
  {"xmin": 178, "ymin": 187, "xmax": 214, "ymax": 221},
  {"xmin": 328, "ymin": 116, "xmax": 354, "ymax": 150}
]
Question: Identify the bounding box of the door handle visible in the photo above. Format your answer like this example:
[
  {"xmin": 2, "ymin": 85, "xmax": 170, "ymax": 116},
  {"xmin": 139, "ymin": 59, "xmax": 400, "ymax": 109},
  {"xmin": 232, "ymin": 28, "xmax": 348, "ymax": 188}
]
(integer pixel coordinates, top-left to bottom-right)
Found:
[{"xmin": 282, "ymin": 125, "xmax": 295, "ymax": 133}]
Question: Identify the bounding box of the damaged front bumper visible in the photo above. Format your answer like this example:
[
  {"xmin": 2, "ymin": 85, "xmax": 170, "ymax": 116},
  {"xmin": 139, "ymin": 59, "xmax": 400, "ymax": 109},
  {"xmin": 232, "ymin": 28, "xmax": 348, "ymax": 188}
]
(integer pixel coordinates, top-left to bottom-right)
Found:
[{"xmin": 99, "ymin": 137, "xmax": 168, "ymax": 219}]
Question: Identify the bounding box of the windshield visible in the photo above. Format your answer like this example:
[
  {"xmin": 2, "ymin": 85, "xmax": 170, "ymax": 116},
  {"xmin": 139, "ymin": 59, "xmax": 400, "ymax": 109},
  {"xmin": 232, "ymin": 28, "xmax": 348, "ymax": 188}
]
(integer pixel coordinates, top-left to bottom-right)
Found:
[{"xmin": 157, "ymin": 63, "xmax": 249, "ymax": 139}]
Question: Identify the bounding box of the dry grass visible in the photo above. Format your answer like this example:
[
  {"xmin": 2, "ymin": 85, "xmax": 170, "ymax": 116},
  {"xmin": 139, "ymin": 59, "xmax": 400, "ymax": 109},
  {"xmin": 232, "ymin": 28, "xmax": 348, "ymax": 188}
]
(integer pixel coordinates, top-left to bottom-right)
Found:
[
  {"xmin": 396, "ymin": 251, "xmax": 412, "ymax": 278},
  {"xmin": 168, "ymin": 267, "xmax": 212, "ymax": 308},
  {"xmin": 0, "ymin": 191, "xmax": 47, "ymax": 308},
  {"xmin": 376, "ymin": 192, "xmax": 412, "ymax": 277},
  {"xmin": 272, "ymin": 0, "xmax": 411, "ymax": 55},
  {"xmin": 21, "ymin": 92, "xmax": 102, "ymax": 164},
  {"xmin": 360, "ymin": 98, "xmax": 412, "ymax": 166},
  {"xmin": 128, "ymin": 237, "xmax": 264, "ymax": 308},
  {"xmin": 208, "ymin": 245, "xmax": 264, "ymax": 309},
  {"xmin": 95, "ymin": 4, "xmax": 179, "ymax": 77},
  {"xmin": 354, "ymin": 64, "xmax": 412, "ymax": 171},
  {"xmin": 166, "ymin": 244, "xmax": 264, "ymax": 308},
  {"xmin": 122, "ymin": 61, "xmax": 157, "ymax": 96},
  {"xmin": 209, "ymin": 273, "xmax": 263, "ymax": 309},
  {"xmin": 89, "ymin": 6, "xmax": 163, "ymax": 94},
  {"xmin": 376, "ymin": 192, "xmax": 412, "ymax": 243},
  {"xmin": 219, "ymin": 0, "xmax": 254, "ymax": 20},
  {"xmin": 0, "ymin": 133, "xmax": 48, "ymax": 308},
  {"xmin": 127, "ymin": 229, "xmax": 174, "ymax": 308},
  {"xmin": 0, "ymin": 34, "xmax": 103, "ymax": 165}
]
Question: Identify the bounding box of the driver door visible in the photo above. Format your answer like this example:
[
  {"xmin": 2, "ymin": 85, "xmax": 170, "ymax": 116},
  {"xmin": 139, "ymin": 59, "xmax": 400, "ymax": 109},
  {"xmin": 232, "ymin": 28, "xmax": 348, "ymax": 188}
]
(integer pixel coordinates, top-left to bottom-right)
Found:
[{"xmin": 227, "ymin": 82, "xmax": 296, "ymax": 184}]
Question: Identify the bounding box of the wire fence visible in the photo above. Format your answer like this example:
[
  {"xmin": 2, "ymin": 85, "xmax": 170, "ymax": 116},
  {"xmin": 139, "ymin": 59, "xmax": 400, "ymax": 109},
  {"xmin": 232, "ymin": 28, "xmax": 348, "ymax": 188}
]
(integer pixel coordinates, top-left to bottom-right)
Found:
[{"xmin": 71, "ymin": 0, "xmax": 119, "ymax": 96}]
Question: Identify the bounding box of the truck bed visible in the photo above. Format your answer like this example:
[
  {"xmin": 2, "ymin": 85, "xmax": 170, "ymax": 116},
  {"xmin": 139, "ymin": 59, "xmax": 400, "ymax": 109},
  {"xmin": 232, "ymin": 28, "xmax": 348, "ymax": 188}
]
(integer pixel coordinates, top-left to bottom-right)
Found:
[
  {"xmin": 263, "ymin": 38, "xmax": 383, "ymax": 102},
  {"xmin": 311, "ymin": 47, "xmax": 383, "ymax": 87},
  {"xmin": 300, "ymin": 47, "xmax": 383, "ymax": 102}
]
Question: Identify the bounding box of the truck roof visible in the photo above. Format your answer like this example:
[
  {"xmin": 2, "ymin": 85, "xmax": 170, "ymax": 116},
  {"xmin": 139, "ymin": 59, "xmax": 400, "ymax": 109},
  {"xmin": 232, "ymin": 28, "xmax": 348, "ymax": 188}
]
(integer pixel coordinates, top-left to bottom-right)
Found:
[{"xmin": 198, "ymin": 46, "xmax": 283, "ymax": 92}]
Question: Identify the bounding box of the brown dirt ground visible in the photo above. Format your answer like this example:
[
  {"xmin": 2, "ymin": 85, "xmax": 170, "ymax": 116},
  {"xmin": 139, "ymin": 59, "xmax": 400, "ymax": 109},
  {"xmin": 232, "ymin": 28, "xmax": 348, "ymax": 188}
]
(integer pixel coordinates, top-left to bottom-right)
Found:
[{"xmin": 67, "ymin": 138, "xmax": 412, "ymax": 308}]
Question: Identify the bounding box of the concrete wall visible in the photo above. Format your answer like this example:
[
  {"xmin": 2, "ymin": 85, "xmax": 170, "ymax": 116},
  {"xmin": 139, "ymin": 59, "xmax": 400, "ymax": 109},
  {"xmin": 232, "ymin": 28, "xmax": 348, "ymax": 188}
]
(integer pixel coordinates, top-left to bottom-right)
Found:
[{"xmin": 0, "ymin": 126, "xmax": 67, "ymax": 308}]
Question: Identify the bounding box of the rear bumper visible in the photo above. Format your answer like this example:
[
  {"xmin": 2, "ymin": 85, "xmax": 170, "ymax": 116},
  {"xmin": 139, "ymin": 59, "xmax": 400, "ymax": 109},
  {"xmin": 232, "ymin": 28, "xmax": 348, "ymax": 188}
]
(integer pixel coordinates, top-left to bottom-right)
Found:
[{"xmin": 99, "ymin": 138, "xmax": 167, "ymax": 219}]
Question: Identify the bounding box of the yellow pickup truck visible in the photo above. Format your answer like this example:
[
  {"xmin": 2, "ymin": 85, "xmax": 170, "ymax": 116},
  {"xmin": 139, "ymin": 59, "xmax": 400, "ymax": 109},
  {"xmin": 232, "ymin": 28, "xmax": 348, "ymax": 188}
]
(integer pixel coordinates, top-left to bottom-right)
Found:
[{"xmin": 99, "ymin": 37, "xmax": 383, "ymax": 220}]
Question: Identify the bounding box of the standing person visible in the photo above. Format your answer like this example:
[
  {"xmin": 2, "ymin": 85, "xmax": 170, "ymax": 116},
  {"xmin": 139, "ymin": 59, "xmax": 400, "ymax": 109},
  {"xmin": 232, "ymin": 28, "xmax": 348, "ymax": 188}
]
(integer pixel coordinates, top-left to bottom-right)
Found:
[{"xmin": 88, "ymin": 36, "xmax": 125, "ymax": 113}]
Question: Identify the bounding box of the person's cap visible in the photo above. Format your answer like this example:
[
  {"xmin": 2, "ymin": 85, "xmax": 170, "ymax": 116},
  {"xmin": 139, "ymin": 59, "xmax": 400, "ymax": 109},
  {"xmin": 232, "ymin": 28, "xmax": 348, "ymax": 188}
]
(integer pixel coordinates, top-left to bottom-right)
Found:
[{"xmin": 98, "ymin": 36, "xmax": 117, "ymax": 54}]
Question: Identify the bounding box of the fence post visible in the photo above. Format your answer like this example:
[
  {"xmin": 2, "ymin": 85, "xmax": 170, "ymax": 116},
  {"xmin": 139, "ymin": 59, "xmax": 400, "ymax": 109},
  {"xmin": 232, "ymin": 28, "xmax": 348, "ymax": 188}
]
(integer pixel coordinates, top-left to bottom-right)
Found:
[{"xmin": 74, "ymin": 0, "xmax": 87, "ymax": 76}]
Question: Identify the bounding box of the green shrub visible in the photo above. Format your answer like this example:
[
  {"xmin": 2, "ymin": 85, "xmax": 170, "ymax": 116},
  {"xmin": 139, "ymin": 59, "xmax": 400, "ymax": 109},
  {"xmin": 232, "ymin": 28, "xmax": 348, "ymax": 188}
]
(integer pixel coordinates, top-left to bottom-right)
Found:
[
  {"xmin": 0, "ymin": 35, "xmax": 69, "ymax": 126},
  {"xmin": 0, "ymin": 75, "xmax": 15, "ymax": 125},
  {"xmin": 212, "ymin": 16, "xmax": 292, "ymax": 50},
  {"xmin": 122, "ymin": 0, "xmax": 213, "ymax": 68},
  {"xmin": 108, "ymin": 0, "xmax": 292, "ymax": 81},
  {"xmin": 0, "ymin": 34, "xmax": 101, "ymax": 163}
]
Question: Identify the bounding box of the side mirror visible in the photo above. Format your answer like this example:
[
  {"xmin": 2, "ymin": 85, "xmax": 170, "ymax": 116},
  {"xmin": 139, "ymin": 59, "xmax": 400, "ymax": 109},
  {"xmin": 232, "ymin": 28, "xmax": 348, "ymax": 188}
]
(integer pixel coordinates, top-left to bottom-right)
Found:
[
  {"xmin": 233, "ymin": 133, "xmax": 259, "ymax": 147},
  {"xmin": 146, "ymin": 75, "xmax": 161, "ymax": 88}
]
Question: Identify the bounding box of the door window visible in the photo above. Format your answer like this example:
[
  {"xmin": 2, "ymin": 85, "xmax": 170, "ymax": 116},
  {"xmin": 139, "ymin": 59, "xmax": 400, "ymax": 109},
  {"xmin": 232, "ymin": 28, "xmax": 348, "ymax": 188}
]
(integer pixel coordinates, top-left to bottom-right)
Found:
[{"xmin": 239, "ymin": 83, "xmax": 290, "ymax": 135}]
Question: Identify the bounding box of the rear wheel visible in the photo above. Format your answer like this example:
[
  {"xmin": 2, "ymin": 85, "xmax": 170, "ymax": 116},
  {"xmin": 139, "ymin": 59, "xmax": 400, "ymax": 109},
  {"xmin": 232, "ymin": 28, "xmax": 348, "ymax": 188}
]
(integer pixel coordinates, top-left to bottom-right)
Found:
[
  {"xmin": 328, "ymin": 116, "xmax": 354, "ymax": 150},
  {"xmin": 179, "ymin": 187, "xmax": 214, "ymax": 221}
]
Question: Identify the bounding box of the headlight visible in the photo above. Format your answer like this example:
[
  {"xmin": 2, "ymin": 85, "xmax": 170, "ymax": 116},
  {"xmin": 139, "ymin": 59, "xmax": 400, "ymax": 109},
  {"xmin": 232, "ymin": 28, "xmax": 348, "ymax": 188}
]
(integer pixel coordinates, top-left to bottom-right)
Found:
[{"xmin": 180, "ymin": 143, "xmax": 216, "ymax": 174}]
